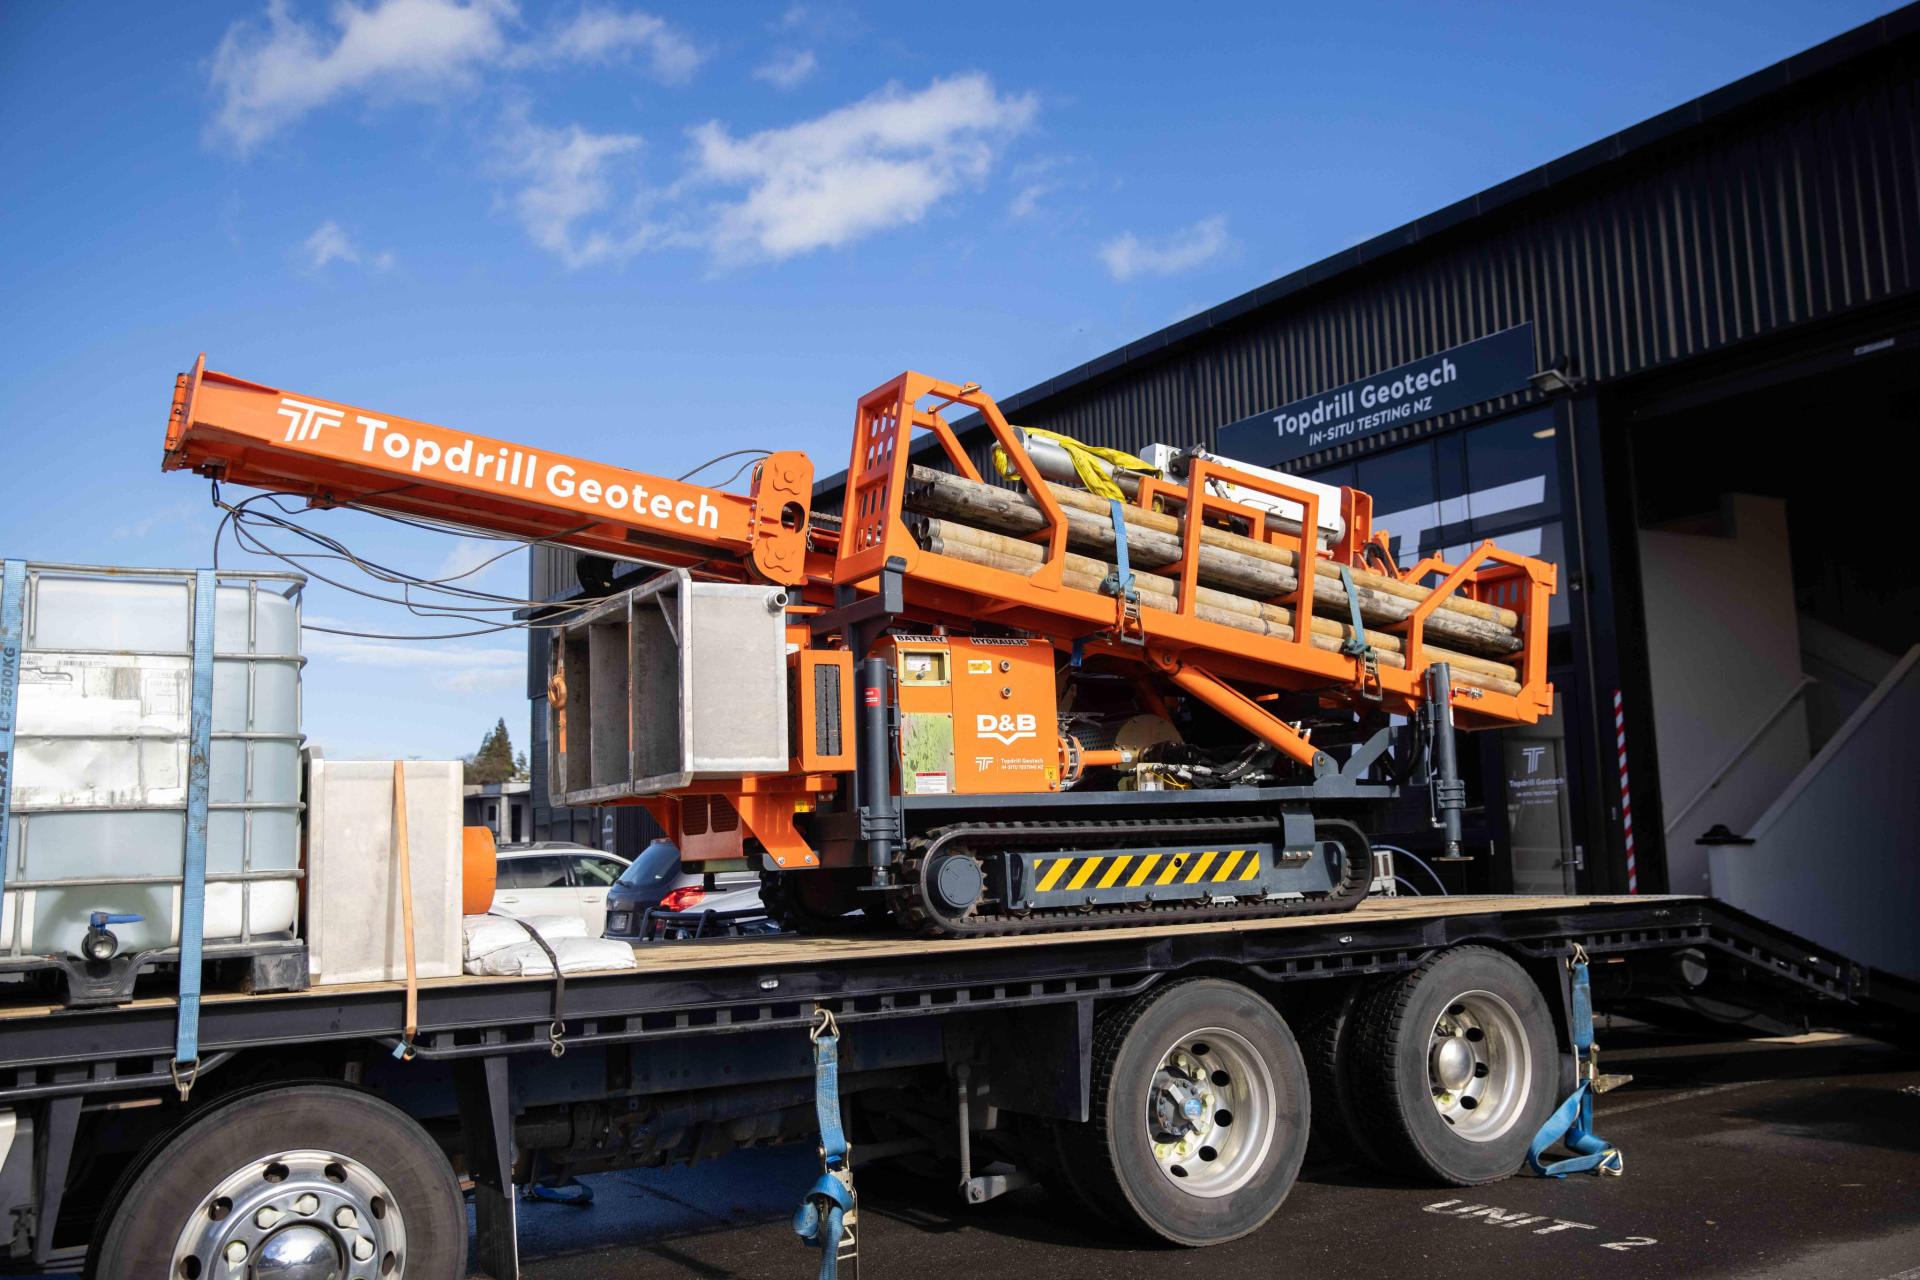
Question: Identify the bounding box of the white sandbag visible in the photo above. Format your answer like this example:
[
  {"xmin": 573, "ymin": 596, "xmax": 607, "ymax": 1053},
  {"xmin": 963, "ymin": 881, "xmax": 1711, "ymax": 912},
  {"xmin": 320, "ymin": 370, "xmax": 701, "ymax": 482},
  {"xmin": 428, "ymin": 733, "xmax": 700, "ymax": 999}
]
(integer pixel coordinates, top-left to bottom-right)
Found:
[
  {"xmin": 461, "ymin": 913, "xmax": 588, "ymax": 963},
  {"xmin": 465, "ymin": 936, "xmax": 637, "ymax": 977}
]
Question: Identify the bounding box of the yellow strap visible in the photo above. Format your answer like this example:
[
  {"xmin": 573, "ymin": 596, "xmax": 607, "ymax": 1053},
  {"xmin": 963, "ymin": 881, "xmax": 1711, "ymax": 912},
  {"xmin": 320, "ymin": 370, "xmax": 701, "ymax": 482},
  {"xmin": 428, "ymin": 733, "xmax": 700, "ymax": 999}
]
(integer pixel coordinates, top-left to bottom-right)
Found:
[{"xmin": 996, "ymin": 426, "xmax": 1158, "ymax": 501}]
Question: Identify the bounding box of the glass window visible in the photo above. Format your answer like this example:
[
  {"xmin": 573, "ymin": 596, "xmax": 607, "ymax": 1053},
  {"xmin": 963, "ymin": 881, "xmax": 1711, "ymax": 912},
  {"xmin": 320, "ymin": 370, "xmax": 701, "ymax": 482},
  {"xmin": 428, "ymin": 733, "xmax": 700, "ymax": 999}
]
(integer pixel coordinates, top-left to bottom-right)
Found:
[
  {"xmin": 1502, "ymin": 694, "xmax": 1577, "ymax": 894},
  {"xmin": 1302, "ymin": 461, "xmax": 1355, "ymax": 490},
  {"xmin": 498, "ymin": 856, "xmax": 569, "ymax": 889},
  {"xmin": 571, "ymin": 855, "xmax": 622, "ymax": 887},
  {"xmin": 1444, "ymin": 521, "xmax": 1568, "ymax": 628},
  {"xmin": 1357, "ymin": 442, "xmax": 1440, "ymax": 569},
  {"xmin": 616, "ymin": 839, "xmax": 684, "ymax": 889},
  {"xmin": 1462, "ymin": 410, "xmax": 1560, "ymax": 537}
]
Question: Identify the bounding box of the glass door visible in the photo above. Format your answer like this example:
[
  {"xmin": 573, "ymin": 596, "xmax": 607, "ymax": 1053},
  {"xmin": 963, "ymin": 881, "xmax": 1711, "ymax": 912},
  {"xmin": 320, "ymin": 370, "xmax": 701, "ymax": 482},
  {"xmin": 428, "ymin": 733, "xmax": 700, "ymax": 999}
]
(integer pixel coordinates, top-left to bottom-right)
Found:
[{"xmin": 1500, "ymin": 668, "xmax": 1580, "ymax": 894}]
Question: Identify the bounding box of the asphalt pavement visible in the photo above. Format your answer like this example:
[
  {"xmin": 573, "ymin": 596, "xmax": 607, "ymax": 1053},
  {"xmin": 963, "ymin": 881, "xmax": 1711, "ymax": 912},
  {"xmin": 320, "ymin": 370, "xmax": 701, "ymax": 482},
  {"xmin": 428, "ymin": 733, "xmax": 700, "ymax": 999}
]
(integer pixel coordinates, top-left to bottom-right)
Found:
[{"xmin": 503, "ymin": 1026, "xmax": 1920, "ymax": 1280}]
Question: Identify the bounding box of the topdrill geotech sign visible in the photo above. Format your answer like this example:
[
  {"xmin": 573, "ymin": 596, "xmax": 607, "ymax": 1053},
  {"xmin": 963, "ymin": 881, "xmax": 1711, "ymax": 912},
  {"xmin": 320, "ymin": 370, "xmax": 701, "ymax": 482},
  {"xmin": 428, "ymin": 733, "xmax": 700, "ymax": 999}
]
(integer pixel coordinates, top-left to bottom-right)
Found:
[{"xmin": 1219, "ymin": 323, "xmax": 1537, "ymax": 466}]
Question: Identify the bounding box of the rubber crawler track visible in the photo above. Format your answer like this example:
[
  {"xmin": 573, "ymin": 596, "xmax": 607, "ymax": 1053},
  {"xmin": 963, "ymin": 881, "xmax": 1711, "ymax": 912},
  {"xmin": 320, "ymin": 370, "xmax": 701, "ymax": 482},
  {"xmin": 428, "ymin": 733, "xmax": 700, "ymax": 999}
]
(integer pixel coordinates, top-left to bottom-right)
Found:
[{"xmin": 887, "ymin": 815, "xmax": 1372, "ymax": 938}]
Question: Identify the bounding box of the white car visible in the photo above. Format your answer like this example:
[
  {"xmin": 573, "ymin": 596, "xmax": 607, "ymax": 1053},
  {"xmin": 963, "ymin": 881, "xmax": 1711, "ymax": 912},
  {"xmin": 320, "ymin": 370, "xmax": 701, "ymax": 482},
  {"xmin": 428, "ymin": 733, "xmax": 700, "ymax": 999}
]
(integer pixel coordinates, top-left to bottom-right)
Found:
[{"xmin": 491, "ymin": 842, "xmax": 629, "ymax": 937}]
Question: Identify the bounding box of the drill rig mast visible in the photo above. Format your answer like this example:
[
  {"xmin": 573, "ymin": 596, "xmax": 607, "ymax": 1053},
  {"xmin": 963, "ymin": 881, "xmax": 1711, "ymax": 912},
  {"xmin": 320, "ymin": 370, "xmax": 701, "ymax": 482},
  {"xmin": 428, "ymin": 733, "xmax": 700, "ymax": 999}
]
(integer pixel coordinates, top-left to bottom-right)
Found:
[{"xmin": 165, "ymin": 360, "xmax": 1556, "ymax": 937}]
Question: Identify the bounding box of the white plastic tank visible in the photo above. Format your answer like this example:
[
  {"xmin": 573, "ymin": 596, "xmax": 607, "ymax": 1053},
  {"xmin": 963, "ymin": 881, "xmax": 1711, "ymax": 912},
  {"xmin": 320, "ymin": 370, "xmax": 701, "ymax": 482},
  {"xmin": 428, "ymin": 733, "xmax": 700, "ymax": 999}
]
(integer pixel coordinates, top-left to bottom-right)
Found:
[{"xmin": 1, "ymin": 564, "xmax": 304, "ymax": 959}]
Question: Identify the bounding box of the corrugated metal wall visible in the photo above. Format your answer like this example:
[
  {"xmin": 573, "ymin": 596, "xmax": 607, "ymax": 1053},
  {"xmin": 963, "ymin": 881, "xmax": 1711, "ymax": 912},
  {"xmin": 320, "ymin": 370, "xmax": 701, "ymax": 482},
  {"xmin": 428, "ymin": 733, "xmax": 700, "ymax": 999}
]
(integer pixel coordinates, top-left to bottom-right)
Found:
[
  {"xmin": 529, "ymin": 543, "xmax": 576, "ymax": 620},
  {"xmin": 1010, "ymin": 44, "xmax": 1918, "ymax": 465}
]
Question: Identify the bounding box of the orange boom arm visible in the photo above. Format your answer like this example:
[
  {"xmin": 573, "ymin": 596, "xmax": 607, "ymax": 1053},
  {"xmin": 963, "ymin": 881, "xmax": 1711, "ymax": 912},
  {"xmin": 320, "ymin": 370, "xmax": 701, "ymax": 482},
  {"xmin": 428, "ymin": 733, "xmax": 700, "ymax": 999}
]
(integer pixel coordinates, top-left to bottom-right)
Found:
[{"xmin": 164, "ymin": 355, "xmax": 813, "ymax": 586}]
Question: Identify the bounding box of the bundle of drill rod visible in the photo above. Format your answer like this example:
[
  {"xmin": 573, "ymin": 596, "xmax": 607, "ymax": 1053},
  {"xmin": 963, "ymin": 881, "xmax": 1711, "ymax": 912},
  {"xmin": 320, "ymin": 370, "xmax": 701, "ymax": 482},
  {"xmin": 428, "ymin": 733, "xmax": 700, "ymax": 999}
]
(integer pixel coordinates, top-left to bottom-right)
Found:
[{"xmin": 900, "ymin": 464, "xmax": 1524, "ymax": 695}]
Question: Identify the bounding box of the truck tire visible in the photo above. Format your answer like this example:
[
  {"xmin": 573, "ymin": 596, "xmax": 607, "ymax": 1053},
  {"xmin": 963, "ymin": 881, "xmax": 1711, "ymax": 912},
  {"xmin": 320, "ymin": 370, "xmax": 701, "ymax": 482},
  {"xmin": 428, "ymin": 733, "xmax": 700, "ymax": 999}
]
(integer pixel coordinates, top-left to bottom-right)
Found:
[
  {"xmin": 87, "ymin": 1083, "xmax": 464, "ymax": 1280},
  {"xmin": 1060, "ymin": 977, "xmax": 1309, "ymax": 1246},
  {"xmin": 1349, "ymin": 945, "xmax": 1559, "ymax": 1185},
  {"xmin": 1298, "ymin": 983, "xmax": 1389, "ymax": 1171}
]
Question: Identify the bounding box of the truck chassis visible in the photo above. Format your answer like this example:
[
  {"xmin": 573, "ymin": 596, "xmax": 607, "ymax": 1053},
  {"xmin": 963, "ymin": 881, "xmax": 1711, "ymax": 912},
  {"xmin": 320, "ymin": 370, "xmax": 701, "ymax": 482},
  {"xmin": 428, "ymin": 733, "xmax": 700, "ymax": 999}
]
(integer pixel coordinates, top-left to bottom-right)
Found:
[{"xmin": 0, "ymin": 894, "xmax": 1912, "ymax": 1276}]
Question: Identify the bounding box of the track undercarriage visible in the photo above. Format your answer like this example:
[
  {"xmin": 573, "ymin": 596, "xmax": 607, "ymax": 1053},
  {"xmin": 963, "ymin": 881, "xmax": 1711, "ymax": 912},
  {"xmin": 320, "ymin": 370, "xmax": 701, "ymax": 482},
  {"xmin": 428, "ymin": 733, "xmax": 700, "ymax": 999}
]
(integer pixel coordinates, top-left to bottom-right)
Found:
[{"xmin": 885, "ymin": 813, "xmax": 1376, "ymax": 938}]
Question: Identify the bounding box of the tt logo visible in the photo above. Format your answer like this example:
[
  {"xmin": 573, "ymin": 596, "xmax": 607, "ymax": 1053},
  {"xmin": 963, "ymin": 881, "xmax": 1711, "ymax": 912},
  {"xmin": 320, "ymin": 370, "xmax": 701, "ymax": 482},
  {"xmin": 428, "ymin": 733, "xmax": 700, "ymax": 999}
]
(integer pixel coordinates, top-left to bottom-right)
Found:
[
  {"xmin": 1521, "ymin": 746, "xmax": 1546, "ymax": 774},
  {"xmin": 277, "ymin": 396, "xmax": 343, "ymax": 443}
]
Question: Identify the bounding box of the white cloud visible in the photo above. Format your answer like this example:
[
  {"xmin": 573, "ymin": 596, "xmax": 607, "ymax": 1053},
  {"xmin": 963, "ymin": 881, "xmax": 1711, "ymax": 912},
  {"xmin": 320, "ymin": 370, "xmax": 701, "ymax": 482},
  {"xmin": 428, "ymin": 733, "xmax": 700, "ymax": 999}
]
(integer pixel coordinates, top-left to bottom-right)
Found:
[
  {"xmin": 302, "ymin": 618, "xmax": 523, "ymax": 694},
  {"xmin": 1099, "ymin": 215, "xmax": 1231, "ymax": 282},
  {"xmin": 113, "ymin": 502, "xmax": 212, "ymax": 541},
  {"xmin": 495, "ymin": 112, "xmax": 650, "ymax": 268},
  {"xmin": 688, "ymin": 73, "xmax": 1036, "ymax": 262},
  {"xmin": 1007, "ymin": 156, "xmax": 1069, "ymax": 219},
  {"xmin": 520, "ymin": 6, "xmax": 701, "ymax": 81},
  {"xmin": 300, "ymin": 220, "xmax": 395, "ymax": 272},
  {"xmin": 210, "ymin": 0, "xmax": 512, "ymax": 151},
  {"xmin": 434, "ymin": 537, "xmax": 519, "ymax": 587},
  {"xmin": 754, "ymin": 48, "xmax": 817, "ymax": 89},
  {"xmin": 209, "ymin": 1, "xmax": 696, "ymax": 151}
]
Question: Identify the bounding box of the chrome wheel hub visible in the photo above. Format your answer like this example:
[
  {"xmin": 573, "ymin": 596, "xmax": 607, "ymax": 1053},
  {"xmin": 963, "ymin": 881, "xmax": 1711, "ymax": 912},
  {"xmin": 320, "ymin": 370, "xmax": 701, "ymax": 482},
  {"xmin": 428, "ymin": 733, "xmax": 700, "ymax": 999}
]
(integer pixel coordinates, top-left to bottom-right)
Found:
[
  {"xmin": 173, "ymin": 1149, "xmax": 406, "ymax": 1280},
  {"xmin": 1428, "ymin": 989, "xmax": 1532, "ymax": 1142},
  {"xmin": 1144, "ymin": 1027, "xmax": 1276, "ymax": 1197},
  {"xmin": 257, "ymin": 1224, "xmax": 339, "ymax": 1276}
]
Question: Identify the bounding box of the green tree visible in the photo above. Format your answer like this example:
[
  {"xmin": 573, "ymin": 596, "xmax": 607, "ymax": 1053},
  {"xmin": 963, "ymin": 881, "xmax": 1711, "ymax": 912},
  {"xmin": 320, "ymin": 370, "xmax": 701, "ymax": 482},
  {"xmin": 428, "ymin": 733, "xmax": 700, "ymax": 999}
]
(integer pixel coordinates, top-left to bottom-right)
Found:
[{"xmin": 465, "ymin": 717, "xmax": 519, "ymax": 785}]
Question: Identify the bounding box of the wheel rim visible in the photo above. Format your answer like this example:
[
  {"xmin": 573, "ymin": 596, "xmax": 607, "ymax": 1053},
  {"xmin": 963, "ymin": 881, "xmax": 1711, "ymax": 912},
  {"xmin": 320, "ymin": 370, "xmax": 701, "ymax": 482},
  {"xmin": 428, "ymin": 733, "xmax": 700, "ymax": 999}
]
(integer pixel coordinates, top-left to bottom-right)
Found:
[
  {"xmin": 1144, "ymin": 1025, "xmax": 1276, "ymax": 1197},
  {"xmin": 172, "ymin": 1148, "xmax": 407, "ymax": 1280},
  {"xmin": 1428, "ymin": 989, "xmax": 1532, "ymax": 1142}
]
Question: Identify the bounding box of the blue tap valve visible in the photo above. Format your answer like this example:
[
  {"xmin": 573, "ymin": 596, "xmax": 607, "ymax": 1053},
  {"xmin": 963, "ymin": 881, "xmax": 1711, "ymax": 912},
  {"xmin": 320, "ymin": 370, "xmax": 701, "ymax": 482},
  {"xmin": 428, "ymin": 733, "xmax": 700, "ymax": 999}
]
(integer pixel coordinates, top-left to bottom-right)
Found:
[
  {"xmin": 89, "ymin": 911, "xmax": 144, "ymax": 928},
  {"xmin": 82, "ymin": 912, "xmax": 144, "ymax": 962}
]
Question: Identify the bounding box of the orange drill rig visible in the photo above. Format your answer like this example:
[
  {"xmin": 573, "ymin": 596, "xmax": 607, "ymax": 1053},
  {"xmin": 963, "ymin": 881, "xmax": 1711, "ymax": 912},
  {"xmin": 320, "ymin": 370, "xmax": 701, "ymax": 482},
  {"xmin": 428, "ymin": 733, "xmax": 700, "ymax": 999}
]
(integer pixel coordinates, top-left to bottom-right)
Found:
[{"xmin": 164, "ymin": 359, "xmax": 1555, "ymax": 937}]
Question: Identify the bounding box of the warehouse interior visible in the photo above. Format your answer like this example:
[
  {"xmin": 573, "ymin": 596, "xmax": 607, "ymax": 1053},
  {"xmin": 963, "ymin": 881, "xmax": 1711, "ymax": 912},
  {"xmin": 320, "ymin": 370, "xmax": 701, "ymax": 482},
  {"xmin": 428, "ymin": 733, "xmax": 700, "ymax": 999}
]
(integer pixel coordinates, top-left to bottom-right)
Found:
[{"xmin": 1626, "ymin": 338, "xmax": 1919, "ymax": 976}]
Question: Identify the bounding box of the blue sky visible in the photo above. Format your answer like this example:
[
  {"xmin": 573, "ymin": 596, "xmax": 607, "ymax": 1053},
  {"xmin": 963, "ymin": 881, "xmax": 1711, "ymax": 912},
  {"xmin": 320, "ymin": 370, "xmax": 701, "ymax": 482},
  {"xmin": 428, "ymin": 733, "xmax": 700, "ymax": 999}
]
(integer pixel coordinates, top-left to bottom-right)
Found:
[{"xmin": 0, "ymin": 0, "xmax": 1898, "ymax": 761}]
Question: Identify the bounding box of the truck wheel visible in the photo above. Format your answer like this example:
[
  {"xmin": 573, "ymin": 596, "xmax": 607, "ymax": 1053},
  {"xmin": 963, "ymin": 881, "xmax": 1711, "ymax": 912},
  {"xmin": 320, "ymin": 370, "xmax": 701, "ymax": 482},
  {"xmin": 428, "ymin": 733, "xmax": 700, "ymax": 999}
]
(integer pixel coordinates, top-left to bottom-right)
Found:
[
  {"xmin": 1062, "ymin": 978, "xmax": 1309, "ymax": 1246},
  {"xmin": 1350, "ymin": 946, "xmax": 1559, "ymax": 1185},
  {"xmin": 88, "ymin": 1083, "xmax": 463, "ymax": 1280},
  {"xmin": 1298, "ymin": 983, "xmax": 1389, "ymax": 1171}
]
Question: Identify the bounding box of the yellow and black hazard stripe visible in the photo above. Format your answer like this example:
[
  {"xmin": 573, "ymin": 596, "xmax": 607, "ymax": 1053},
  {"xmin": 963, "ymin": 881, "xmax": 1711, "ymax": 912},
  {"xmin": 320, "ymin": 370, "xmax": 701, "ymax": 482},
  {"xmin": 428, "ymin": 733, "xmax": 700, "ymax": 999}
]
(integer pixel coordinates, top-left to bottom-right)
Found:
[{"xmin": 1027, "ymin": 847, "xmax": 1267, "ymax": 899}]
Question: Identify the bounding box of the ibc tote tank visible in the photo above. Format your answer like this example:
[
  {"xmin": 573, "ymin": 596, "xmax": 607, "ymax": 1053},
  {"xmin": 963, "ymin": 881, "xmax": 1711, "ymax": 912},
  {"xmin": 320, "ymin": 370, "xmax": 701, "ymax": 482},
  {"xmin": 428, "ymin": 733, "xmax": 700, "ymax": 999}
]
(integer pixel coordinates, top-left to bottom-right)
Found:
[{"xmin": 0, "ymin": 564, "xmax": 305, "ymax": 963}]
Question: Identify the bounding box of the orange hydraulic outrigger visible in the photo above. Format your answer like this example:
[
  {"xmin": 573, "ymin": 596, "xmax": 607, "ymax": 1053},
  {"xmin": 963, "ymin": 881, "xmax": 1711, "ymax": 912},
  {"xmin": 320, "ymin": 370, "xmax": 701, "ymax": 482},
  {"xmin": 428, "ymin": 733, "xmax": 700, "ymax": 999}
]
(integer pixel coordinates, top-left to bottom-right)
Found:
[{"xmin": 165, "ymin": 357, "xmax": 1556, "ymax": 934}]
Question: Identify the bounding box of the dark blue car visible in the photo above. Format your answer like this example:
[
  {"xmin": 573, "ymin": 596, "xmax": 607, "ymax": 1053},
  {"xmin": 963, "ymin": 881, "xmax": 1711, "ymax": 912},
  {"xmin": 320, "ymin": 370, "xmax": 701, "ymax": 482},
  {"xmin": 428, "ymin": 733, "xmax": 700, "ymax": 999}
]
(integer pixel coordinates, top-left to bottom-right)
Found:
[{"xmin": 601, "ymin": 839, "xmax": 772, "ymax": 941}]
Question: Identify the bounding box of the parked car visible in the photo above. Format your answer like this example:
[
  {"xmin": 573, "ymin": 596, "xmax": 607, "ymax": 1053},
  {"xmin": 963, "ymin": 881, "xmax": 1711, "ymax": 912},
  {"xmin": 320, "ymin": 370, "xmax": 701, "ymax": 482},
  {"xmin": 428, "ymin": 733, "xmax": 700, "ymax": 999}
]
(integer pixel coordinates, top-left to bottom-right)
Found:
[
  {"xmin": 637, "ymin": 879, "xmax": 781, "ymax": 941},
  {"xmin": 602, "ymin": 838, "xmax": 767, "ymax": 941},
  {"xmin": 491, "ymin": 841, "xmax": 629, "ymax": 937}
]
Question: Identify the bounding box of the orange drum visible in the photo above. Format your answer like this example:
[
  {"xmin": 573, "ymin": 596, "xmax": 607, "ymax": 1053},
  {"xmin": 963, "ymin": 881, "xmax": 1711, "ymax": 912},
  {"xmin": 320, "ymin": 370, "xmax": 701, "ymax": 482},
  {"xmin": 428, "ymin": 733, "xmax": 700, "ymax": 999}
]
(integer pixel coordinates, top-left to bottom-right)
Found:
[{"xmin": 461, "ymin": 826, "xmax": 498, "ymax": 915}]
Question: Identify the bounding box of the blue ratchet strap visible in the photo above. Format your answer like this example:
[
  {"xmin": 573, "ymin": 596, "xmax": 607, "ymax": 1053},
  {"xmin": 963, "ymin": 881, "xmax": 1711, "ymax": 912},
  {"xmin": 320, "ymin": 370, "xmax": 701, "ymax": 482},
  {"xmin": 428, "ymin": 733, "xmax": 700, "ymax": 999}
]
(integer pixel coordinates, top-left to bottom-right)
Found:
[
  {"xmin": 1334, "ymin": 564, "xmax": 1371, "ymax": 656},
  {"xmin": 1527, "ymin": 944, "xmax": 1624, "ymax": 1178},
  {"xmin": 173, "ymin": 569, "xmax": 217, "ymax": 1100},
  {"xmin": 794, "ymin": 1007, "xmax": 856, "ymax": 1280},
  {"xmin": 1336, "ymin": 563, "xmax": 1383, "ymax": 700},
  {"xmin": 0, "ymin": 562, "xmax": 25, "ymax": 911},
  {"xmin": 1099, "ymin": 499, "xmax": 1139, "ymax": 601}
]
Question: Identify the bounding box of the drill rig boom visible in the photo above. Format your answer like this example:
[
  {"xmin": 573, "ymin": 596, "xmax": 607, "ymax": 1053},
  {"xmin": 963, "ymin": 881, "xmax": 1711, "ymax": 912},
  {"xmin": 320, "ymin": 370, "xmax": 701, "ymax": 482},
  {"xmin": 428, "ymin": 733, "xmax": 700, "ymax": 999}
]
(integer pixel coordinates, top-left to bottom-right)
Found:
[{"xmin": 164, "ymin": 355, "xmax": 814, "ymax": 585}]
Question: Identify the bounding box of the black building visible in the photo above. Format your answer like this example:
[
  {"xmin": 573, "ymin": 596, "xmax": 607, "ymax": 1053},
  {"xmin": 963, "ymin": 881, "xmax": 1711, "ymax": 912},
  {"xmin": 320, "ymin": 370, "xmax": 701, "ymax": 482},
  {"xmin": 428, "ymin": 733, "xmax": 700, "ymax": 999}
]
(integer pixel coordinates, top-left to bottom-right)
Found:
[{"xmin": 533, "ymin": 9, "xmax": 1920, "ymax": 932}]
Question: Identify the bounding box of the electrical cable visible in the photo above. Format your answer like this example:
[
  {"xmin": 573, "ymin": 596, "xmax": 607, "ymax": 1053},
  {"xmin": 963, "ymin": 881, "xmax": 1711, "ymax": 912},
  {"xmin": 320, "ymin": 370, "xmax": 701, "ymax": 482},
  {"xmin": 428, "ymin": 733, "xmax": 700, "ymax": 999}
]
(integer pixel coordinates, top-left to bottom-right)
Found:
[
  {"xmin": 207, "ymin": 484, "xmax": 626, "ymax": 642},
  {"xmin": 1374, "ymin": 843, "xmax": 1450, "ymax": 896},
  {"xmin": 677, "ymin": 448, "xmax": 769, "ymax": 482}
]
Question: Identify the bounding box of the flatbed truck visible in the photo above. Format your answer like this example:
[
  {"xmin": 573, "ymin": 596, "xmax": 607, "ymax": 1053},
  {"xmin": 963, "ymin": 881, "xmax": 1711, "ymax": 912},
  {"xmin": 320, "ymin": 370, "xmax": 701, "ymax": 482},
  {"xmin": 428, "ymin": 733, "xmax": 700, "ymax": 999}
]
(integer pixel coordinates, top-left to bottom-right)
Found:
[
  {"xmin": 6, "ymin": 364, "xmax": 1913, "ymax": 1275},
  {"xmin": 0, "ymin": 892, "xmax": 1912, "ymax": 1277}
]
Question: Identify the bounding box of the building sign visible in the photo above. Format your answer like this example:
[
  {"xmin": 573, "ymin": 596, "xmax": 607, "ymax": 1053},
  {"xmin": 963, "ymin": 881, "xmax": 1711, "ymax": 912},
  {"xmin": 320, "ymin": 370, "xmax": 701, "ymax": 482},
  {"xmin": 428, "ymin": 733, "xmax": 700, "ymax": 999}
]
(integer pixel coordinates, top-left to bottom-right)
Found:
[{"xmin": 1219, "ymin": 323, "xmax": 1537, "ymax": 466}]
